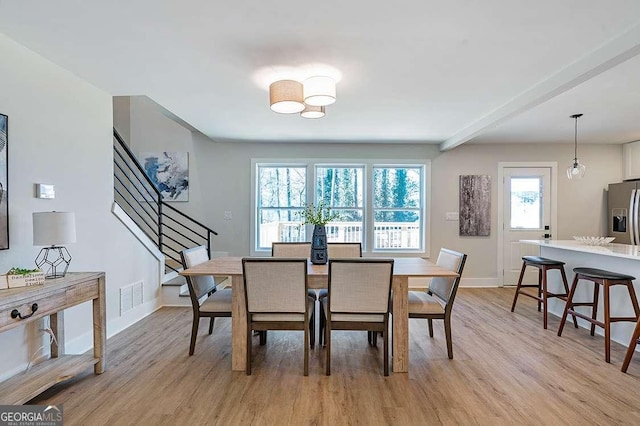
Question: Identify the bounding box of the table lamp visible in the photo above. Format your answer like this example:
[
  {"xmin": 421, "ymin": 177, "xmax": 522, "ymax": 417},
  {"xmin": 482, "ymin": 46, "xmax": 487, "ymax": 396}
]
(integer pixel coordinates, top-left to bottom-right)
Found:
[{"xmin": 33, "ymin": 211, "xmax": 76, "ymax": 278}]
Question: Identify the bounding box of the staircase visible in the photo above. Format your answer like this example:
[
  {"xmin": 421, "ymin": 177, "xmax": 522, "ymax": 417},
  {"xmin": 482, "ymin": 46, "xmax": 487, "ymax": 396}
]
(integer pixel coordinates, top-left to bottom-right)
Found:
[{"xmin": 112, "ymin": 128, "xmax": 219, "ymax": 305}]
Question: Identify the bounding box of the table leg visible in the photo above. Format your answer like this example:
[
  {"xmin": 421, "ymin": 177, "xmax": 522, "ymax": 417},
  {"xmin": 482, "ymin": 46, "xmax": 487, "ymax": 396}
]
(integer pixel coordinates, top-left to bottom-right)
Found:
[
  {"xmin": 93, "ymin": 275, "xmax": 106, "ymax": 374},
  {"xmin": 50, "ymin": 311, "xmax": 64, "ymax": 358},
  {"xmin": 231, "ymin": 275, "xmax": 247, "ymax": 371},
  {"xmin": 392, "ymin": 276, "xmax": 409, "ymax": 373}
]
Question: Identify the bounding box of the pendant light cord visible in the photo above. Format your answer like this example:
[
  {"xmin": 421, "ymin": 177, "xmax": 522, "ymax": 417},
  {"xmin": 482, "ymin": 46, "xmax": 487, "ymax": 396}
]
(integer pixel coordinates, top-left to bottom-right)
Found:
[{"xmin": 570, "ymin": 113, "xmax": 583, "ymax": 164}]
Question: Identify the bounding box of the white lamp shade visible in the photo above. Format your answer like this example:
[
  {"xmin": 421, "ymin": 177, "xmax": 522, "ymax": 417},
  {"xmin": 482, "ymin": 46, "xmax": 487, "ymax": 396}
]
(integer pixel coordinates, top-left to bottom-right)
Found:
[
  {"xmin": 269, "ymin": 80, "xmax": 305, "ymax": 114},
  {"xmin": 33, "ymin": 211, "xmax": 77, "ymax": 246},
  {"xmin": 300, "ymin": 104, "xmax": 325, "ymax": 119},
  {"xmin": 303, "ymin": 76, "xmax": 336, "ymax": 106}
]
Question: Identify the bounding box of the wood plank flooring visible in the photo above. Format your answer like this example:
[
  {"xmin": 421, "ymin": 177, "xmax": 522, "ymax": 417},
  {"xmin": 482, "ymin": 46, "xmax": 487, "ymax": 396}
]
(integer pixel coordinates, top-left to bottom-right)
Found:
[{"xmin": 30, "ymin": 288, "xmax": 640, "ymax": 425}]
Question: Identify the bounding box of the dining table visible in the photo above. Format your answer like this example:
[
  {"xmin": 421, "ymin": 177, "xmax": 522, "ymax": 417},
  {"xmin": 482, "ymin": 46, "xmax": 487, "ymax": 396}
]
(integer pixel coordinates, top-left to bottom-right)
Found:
[{"xmin": 181, "ymin": 256, "xmax": 459, "ymax": 373}]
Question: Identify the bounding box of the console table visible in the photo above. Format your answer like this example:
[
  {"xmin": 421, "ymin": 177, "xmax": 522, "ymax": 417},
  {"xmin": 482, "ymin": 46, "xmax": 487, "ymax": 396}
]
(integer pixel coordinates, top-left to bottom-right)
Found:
[{"xmin": 0, "ymin": 272, "xmax": 106, "ymax": 404}]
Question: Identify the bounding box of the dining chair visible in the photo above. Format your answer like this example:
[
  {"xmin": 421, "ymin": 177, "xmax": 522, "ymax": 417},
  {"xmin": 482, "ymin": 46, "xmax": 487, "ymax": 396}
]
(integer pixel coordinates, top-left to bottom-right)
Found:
[
  {"xmin": 243, "ymin": 258, "xmax": 312, "ymax": 375},
  {"xmin": 318, "ymin": 242, "xmax": 362, "ymax": 346},
  {"xmin": 406, "ymin": 248, "xmax": 467, "ymax": 359},
  {"xmin": 180, "ymin": 246, "xmax": 232, "ymax": 356},
  {"xmin": 272, "ymin": 241, "xmax": 316, "ymax": 348},
  {"xmin": 322, "ymin": 258, "xmax": 394, "ymax": 376}
]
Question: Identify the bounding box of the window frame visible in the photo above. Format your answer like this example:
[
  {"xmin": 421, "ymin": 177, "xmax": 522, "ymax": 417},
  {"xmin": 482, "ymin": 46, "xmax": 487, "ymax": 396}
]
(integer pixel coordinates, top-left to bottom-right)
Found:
[{"xmin": 251, "ymin": 158, "xmax": 431, "ymax": 257}]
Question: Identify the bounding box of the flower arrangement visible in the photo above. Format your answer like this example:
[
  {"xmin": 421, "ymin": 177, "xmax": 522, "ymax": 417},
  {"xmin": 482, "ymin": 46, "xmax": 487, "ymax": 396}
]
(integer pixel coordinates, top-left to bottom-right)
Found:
[{"xmin": 298, "ymin": 201, "xmax": 341, "ymax": 226}]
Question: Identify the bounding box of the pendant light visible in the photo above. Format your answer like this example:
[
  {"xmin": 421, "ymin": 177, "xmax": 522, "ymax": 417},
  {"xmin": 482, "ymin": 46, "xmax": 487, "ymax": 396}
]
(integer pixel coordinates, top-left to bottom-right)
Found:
[
  {"xmin": 269, "ymin": 80, "xmax": 305, "ymax": 114},
  {"xmin": 566, "ymin": 113, "xmax": 586, "ymax": 180}
]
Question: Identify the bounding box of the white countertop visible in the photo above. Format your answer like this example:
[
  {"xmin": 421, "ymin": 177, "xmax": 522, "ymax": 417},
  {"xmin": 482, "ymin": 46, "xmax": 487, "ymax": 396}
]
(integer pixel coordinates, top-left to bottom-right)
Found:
[{"xmin": 521, "ymin": 239, "xmax": 640, "ymax": 260}]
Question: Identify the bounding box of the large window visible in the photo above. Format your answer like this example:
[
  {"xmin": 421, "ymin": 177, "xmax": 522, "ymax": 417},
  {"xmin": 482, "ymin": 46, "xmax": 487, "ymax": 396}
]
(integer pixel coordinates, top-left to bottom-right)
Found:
[
  {"xmin": 316, "ymin": 166, "xmax": 364, "ymax": 243},
  {"xmin": 373, "ymin": 166, "xmax": 422, "ymax": 249},
  {"xmin": 253, "ymin": 160, "xmax": 428, "ymax": 253},
  {"xmin": 257, "ymin": 165, "xmax": 306, "ymax": 249}
]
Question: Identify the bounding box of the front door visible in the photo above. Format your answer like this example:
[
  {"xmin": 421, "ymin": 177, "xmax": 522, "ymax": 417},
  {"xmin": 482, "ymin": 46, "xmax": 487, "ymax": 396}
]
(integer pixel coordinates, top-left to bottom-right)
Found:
[{"xmin": 502, "ymin": 167, "xmax": 552, "ymax": 286}]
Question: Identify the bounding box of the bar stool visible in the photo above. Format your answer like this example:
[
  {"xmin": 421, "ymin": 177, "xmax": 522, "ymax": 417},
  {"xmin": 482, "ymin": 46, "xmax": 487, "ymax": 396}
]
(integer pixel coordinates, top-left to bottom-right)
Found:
[
  {"xmin": 622, "ymin": 317, "xmax": 640, "ymax": 373},
  {"xmin": 510, "ymin": 256, "xmax": 577, "ymax": 329},
  {"xmin": 558, "ymin": 267, "xmax": 640, "ymax": 363}
]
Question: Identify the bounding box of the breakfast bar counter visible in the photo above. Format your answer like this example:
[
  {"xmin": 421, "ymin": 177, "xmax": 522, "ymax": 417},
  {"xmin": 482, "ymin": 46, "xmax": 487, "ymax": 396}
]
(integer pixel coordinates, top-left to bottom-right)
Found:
[{"xmin": 521, "ymin": 240, "xmax": 640, "ymax": 349}]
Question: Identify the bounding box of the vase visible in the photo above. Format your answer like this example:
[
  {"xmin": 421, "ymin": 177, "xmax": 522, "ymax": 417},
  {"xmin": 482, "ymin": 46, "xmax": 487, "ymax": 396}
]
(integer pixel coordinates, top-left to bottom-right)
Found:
[{"xmin": 310, "ymin": 225, "xmax": 328, "ymax": 264}]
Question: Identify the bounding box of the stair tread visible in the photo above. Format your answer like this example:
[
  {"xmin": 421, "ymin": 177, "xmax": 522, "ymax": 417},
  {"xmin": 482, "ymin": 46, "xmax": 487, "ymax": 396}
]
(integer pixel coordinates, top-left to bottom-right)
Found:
[{"xmin": 162, "ymin": 276, "xmax": 186, "ymax": 286}]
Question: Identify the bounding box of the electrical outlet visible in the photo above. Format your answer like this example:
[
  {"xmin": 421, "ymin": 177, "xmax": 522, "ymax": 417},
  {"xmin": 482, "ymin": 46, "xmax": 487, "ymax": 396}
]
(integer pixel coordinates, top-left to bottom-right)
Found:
[
  {"xmin": 445, "ymin": 212, "xmax": 459, "ymax": 221},
  {"xmin": 224, "ymin": 211, "xmax": 232, "ymax": 220}
]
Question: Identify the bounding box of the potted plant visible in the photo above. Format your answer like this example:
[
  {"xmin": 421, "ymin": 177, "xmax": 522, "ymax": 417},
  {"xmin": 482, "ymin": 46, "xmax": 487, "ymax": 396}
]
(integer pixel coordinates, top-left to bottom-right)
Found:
[{"xmin": 298, "ymin": 201, "xmax": 341, "ymax": 264}]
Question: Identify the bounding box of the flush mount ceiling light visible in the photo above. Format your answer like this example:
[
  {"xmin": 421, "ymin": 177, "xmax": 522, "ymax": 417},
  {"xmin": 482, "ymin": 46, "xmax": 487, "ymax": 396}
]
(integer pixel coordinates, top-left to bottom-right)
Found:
[
  {"xmin": 303, "ymin": 76, "xmax": 336, "ymax": 107},
  {"xmin": 268, "ymin": 72, "xmax": 337, "ymax": 118},
  {"xmin": 269, "ymin": 80, "xmax": 305, "ymax": 114},
  {"xmin": 567, "ymin": 113, "xmax": 586, "ymax": 180},
  {"xmin": 300, "ymin": 104, "xmax": 325, "ymax": 119}
]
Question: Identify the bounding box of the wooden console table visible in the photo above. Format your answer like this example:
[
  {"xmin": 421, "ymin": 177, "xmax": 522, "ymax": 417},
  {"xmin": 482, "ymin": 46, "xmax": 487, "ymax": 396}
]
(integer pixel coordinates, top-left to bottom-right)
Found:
[{"xmin": 0, "ymin": 272, "xmax": 106, "ymax": 404}]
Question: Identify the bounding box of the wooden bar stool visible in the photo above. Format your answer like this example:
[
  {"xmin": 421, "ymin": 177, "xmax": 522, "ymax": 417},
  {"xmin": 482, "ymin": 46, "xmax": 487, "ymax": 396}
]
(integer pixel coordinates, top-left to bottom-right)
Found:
[
  {"xmin": 558, "ymin": 267, "xmax": 640, "ymax": 363},
  {"xmin": 621, "ymin": 317, "xmax": 640, "ymax": 373},
  {"xmin": 510, "ymin": 256, "xmax": 577, "ymax": 329}
]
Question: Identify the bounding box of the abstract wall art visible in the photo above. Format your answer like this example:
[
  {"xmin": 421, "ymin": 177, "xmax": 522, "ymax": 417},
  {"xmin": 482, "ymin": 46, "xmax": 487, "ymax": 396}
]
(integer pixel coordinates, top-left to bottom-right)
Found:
[
  {"xmin": 459, "ymin": 174, "xmax": 491, "ymax": 237},
  {"xmin": 140, "ymin": 151, "xmax": 189, "ymax": 202},
  {"xmin": 0, "ymin": 113, "xmax": 8, "ymax": 249}
]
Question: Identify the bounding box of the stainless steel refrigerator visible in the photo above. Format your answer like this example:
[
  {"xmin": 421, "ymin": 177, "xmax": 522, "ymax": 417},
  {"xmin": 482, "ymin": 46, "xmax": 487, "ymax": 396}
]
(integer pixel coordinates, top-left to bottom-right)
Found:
[{"xmin": 608, "ymin": 181, "xmax": 640, "ymax": 244}]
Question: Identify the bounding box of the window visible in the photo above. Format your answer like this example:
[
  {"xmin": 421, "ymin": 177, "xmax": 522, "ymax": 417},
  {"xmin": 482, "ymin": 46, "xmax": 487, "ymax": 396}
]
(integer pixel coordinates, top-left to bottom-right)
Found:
[
  {"xmin": 510, "ymin": 177, "xmax": 542, "ymax": 229},
  {"xmin": 373, "ymin": 166, "xmax": 422, "ymax": 249},
  {"xmin": 252, "ymin": 160, "xmax": 429, "ymax": 254},
  {"xmin": 257, "ymin": 165, "xmax": 306, "ymax": 249},
  {"xmin": 316, "ymin": 166, "xmax": 364, "ymax": 243}
]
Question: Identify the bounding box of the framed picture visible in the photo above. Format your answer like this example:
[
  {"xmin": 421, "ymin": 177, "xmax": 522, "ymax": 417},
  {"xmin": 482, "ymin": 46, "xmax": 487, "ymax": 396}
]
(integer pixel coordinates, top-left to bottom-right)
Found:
[
  {"xmin": 459, "ymin": 174, "xmax": 491, "ymax": 237},
  {"xmin": 139, "ymin": 152, "xmax": 189, "ymax": 202},
  {"xmin": 0, "ymin": 113, "xmax": 8, "ymax": 249}
]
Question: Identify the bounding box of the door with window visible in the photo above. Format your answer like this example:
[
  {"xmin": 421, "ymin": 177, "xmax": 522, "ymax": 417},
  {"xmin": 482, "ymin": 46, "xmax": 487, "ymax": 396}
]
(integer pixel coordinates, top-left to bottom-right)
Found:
[{"xmin": 502, "ymin": 167, "xmax": 552, "ymax": 285}]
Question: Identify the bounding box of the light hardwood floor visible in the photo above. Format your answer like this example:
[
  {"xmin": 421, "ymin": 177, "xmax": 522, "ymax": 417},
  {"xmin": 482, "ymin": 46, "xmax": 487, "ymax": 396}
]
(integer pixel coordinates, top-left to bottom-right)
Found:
[{"xmin": 31, "ymin": 288, "xmax": 640, "ymax": 425}]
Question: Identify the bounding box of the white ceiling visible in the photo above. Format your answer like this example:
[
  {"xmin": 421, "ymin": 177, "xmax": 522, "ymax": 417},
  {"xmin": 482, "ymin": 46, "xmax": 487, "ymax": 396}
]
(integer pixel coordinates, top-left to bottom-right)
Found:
[{"xmin": 1, "ymin": 1, "xmax": 640, "ymax": 149}]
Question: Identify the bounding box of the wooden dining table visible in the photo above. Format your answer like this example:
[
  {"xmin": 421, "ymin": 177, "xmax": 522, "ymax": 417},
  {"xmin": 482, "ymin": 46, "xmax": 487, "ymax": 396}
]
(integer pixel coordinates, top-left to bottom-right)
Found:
[{"xmin": 181, "ymin": 256, "xmax": 459, "ymax": 373}]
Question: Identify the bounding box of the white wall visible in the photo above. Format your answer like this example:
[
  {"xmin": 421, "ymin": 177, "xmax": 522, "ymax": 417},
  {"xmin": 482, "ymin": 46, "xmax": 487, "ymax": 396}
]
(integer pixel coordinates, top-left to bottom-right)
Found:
[{"xmin": 0, "ymin": 35, "xmax": 160, "ymax": 381}]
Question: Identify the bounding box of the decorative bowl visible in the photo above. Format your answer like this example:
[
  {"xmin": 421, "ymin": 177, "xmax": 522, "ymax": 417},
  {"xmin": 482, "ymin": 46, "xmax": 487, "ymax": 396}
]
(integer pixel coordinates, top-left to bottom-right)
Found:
[{"xmin": 572, "ymin": 236, "xmax": 615, "ymax": 246}]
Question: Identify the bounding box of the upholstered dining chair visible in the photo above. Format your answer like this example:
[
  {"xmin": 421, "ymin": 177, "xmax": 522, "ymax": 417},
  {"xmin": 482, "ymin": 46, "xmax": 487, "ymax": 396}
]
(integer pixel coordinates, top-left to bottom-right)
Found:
[
  {"xmin": 242, "ymin": 258, "xmax": 312, "ymax": 376},
  {"xmin": 180, "ymin": 246, "xmax": 232, "ymax": 356},
  {"xmin": 272, "ymin": 242, "xmax": 316, "ymax": 348},
  {"xmin": 322, "ymin": 258, "xmax": 394, "ymax": 376},
  {"xmin": 318, "ymin": 242, "xmax": 362, "ymax": 346},
  {"xmin": 406, "ymin": 248, "xmax": 467, "ymax": 359}
]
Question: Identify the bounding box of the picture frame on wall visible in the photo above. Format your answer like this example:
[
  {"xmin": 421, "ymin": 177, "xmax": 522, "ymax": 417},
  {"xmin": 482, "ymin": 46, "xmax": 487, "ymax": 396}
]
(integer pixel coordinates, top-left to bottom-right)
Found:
[
  {"xmin": 0, "ymin": 113, "xmax": 8, "ymax": 249},
  {"xmin": 459, "ymin": 174, "xmax": 491, "ymax": 237},
  {"xmin": 139, "ymin": 151, "xmax": 189, "ymax": 202}
]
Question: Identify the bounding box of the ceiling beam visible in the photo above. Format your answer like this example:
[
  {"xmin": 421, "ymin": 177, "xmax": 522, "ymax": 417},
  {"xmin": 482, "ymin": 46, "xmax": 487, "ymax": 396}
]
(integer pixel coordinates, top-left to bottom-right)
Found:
[{"xmin": 440, "ymin": 23, "xmax": 640, "ymax": 151}]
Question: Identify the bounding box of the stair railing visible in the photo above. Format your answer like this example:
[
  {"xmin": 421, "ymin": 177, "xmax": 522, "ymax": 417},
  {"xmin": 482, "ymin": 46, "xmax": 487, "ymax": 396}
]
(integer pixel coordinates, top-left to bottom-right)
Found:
[{"xmin": 113, "ymin": 128, "xmax": 217, "ymax": 273}]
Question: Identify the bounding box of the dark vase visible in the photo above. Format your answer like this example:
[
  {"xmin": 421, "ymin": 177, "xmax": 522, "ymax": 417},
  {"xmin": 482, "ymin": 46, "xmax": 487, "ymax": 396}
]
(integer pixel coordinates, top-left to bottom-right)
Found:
[{"xmin": 310, "ymin": 225, "xmax": 328, "ymax": 264}]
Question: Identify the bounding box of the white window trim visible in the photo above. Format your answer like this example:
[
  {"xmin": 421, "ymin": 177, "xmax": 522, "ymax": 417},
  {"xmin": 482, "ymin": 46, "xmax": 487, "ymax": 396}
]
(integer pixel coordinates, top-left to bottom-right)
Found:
[{"xmin": 250, "ymin": 158, "xmax": 431, "ymax": 257}]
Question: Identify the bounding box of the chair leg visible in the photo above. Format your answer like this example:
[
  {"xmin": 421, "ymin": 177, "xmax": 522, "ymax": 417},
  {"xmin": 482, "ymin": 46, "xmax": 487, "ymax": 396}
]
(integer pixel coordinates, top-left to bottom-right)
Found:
[
  {"xmin": 368, "ymin": 331, "xmax": 373, "ymax": 345},
  {"xmin": 622, "ymin": 319, "xmax": 640, "ymax": 373},
  {"xmin": 560, "ymin": 267, "xmax": 579, "ymax": 328},
  {"xmin": 542, "ymin": 267, "xmax": 549, "ymax": 329},
  {"xmin": 246, "ymin": 323, "xmax": 252, "ymax": 376},
  {"xmin": 259, "ymin": 330, "xmax": 267, "ymax": 345},
  {"xmin": 189, "ymin": 314, "xmax": 199, "ymax": 356},
  {"xmin": 309, "ymin": 310, "xmax": 315, "ymax": 349},
  {"xmin": 383, "ymin": 320, "xmax": 389, "ymax": 376},
  {"xmin": 558, "ymin": 275, "xmax": 579, "ymax": 337},
  {"xmin": 304, "ymin": 322, "xmax": 309, "ymax": 376},
  {"xmin": 208, "ymin": 317, "xmax": 215, "ymax": 335},
  {"xmin": 510, "ymin": 261, "xmax": 527, "ymax": 312},
  {"xmin": 604, "ymin": 282, "xmax": 611, "ymax": 363},
  {"xmin": 626, "ymin": 281, "xmax": 640, "ymax": 320},
  {"xmin": 591, "ymin": 282, "xmax": 600, "ymax": 337},
  {"xmin": 444, "ymin": 315, "xmax": 453, "ymax": 359},
  {"xmin": 319, "ymin": 308, "xmax": 326, "ymax": 347},
  {"xmin": 427, "ymin": 318, "xmax": 434, "ymax": 337},
  {"xmin": 325, "ymin": 322, "xmax": 331, "ymax": 376},
  {"xmin": 372, "ymin": 330, "xmax": 378, "ymax": 347},
  {"xmin": 537, "ymin": 268, "xmax": 543, "ymax": 312}
]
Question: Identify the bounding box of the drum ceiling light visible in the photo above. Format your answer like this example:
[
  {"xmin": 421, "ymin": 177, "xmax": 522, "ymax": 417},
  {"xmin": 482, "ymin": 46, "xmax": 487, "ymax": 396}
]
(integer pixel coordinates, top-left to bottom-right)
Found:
[{"xmin": 269, "ymin": 75, "xmax": 336, "ymax": 118}]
